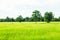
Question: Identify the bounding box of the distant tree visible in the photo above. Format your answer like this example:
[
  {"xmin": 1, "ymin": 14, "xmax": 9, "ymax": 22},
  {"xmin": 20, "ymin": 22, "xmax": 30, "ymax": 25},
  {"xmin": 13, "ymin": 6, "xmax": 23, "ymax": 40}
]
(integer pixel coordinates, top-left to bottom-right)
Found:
[
  {"xmin": 0, "ymin": 19, "xmax": 5, "ymax": 22},
  {"xmin": 0, "ymin": 10, "xmax": 59, "ymax": 22},
  {"xmin": 24, "ymin": 17, "xmax": 30, "ymax": 22},
  {"xmin": 29, "ymin": 17, "xmax": 34, "ymax": 22},
  {"xmin": 32, "ymin": 10, "xmax": 42, "ymax": 22},
  {"xmin": 44, "ymin": 12, "xmax": 54, "ymax": 23},
  {"xmin": 5, "ymin": 17, "xmax": 11, "ymax": 22},
  {"xmin": 53, "ymin": 18, "xmax": 60, "ymax": 21},
  {"xmin": 59, "ymin": 17, "xmax": 60, "ymax": 21},
  {"xmin": 41, "ymin": 17, "xmax": 44, "ymax": 22},
  {"xmin": 16, "ymin": 15, "xmax": 23, "ymax": 22},
  {"xmin": 10, "ymin": 18, "xmax": 15, "ymax": 22}
]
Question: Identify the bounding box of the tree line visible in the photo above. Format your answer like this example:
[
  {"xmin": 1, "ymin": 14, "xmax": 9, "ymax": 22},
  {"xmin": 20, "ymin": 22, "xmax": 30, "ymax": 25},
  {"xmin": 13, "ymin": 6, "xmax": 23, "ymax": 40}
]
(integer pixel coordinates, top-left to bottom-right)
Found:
[{"xmin": 0, "ymin": 10, "xmax": 60, "ymax": 23}]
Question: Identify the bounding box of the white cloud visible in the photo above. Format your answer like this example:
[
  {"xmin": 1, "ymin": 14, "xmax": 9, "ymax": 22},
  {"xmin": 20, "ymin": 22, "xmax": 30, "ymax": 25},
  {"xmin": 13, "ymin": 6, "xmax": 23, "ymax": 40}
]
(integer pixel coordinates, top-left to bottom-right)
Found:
[
  {"xmin": 0, "ymin": 0, "xmax": 60, "ymax": 18},
  {"xmin": 15, "ymin": 0, "xmax": 40, "ymax": 5}
]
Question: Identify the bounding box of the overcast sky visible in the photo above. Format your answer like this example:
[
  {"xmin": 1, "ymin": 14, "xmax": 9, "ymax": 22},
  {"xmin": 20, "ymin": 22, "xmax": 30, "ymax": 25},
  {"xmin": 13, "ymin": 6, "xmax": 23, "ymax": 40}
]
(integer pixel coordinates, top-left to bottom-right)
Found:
[{"xmin": 0, "ymin": 0, "xmax": 60, "ymax": 18}]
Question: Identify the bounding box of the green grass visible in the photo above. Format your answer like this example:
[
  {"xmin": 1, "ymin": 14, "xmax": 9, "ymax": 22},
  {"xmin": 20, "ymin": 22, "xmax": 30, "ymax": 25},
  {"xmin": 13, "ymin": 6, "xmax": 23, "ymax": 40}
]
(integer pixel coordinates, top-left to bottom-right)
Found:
[{"xmin": 0, "ymin": 22, "xmax": 60, "ymax": 40}]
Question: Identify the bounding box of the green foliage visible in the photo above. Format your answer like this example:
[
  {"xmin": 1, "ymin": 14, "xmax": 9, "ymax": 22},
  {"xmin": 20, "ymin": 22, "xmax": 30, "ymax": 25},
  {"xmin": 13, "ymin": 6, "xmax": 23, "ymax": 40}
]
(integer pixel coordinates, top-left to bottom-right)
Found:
[
  {"xmin": 58, "ymin": 17, "xmax": 60, "ymax": 21},
  {"xmin": 16, "ymin": 15, "xmax": 23, "ymax": 22},
  {"xmin": 24, "ymin": 17, "xmax": 30, "ymax": 22},
  {"xmin": 32, "ymin": 10, "xmax": 42, "ymax": 22},
  {"xmin": 53, "ymin": 18, "xmax": 60, "ymax": 21},
  {"xmin": 44, "ymin": 12, "xmax": 54, "ymax": 23},
  {"xmin": 5, "ymin": 17, "xmax": 12, "ymax": 22},
  {"xmin": 0, "ymin": 10, "xmax": 60, "ymax": 22},
  {"xmin": 41, "ymin": 17, "xmax": 44, "ymax": 22},
  {"xmin": 4, "ymin": 17, "xmax": 15, "ymax": 22},
  {"xmin": 0, "ymin": 19, "xmax": 5, "ymax": 22},
  {"xmin": 10, "ymin": 18, "xmax": 15, "ymax": 22}
]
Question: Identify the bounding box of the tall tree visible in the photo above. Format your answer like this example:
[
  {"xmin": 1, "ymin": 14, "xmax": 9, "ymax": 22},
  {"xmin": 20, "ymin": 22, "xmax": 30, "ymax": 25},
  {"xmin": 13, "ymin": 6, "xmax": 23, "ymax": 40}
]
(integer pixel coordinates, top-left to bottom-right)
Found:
[
  {"xmin": 32, "ymin": 10, "xmax": 42, "ymax": 22},
  {"xmin": 44, "ymin": 12, "xmax": 54, "ymax": 23},
  {"xmin": 16, "ymin": 15, "xmax": 23, "ymax": 22}
]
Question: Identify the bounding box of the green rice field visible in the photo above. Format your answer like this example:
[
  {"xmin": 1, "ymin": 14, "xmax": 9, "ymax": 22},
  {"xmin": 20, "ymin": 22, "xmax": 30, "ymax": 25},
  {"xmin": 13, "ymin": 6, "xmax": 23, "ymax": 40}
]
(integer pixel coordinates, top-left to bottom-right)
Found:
[{"xmin": 0, "ymin": 22, "xmax": 60, "ymax": 40}]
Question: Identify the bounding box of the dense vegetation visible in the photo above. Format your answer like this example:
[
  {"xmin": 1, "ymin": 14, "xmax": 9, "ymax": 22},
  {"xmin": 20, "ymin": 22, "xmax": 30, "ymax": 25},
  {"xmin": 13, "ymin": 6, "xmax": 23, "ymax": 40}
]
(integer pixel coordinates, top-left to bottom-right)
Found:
[{"xmin": 0, "ymin": 10, "xmax": 60, "ymax": 23}]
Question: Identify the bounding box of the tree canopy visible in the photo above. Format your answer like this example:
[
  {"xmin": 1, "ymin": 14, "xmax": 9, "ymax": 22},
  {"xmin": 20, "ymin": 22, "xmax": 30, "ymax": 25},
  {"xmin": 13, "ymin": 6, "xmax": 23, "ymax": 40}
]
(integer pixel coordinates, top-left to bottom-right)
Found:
[
  {"xmin": 44, "ymin": 12, "xmax": 54, "ymax": 23},
  {"xmin": 0, "ymin": 10, "xmax": 60, "ymax": 23}
]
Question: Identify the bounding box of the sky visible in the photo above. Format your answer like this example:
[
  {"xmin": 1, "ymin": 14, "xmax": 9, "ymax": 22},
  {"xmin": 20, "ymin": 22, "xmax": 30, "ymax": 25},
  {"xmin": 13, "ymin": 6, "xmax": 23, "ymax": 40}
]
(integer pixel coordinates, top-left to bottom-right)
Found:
[{"xmin": 0, "ymin": 0, "xmax": 60, "ymax": 18}]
